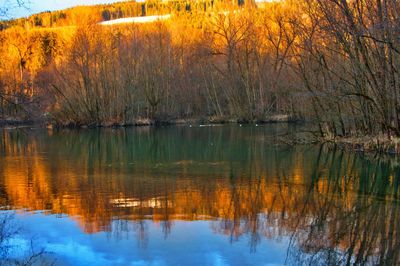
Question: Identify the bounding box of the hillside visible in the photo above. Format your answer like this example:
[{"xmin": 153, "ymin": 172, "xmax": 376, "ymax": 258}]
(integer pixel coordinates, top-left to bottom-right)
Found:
[{"xmin": 0, "ymin": 0, "xmax": 224, "ymax": 30}]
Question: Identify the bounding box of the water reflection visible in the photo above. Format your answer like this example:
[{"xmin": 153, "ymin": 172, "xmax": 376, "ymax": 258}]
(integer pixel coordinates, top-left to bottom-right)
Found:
[{"xmin": 0, "ymin": 126, "xmax": 399, "ymax": 264}]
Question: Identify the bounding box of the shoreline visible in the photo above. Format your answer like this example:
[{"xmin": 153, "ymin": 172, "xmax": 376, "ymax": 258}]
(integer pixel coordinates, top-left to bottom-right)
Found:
[
  {"xmin": 0, "ymin": 114, "xmax": 298, "ymax": 129},
  {"xmin": 0, "ymin": 119, "xmax": 36, "ymax": 127},
  {"xmin": 2, "ymin": 117, "xmax": 400, "ymax": 155},
  {"xmin": 324, "ymin": 136, "xmax": 400, "ymax": 155}
]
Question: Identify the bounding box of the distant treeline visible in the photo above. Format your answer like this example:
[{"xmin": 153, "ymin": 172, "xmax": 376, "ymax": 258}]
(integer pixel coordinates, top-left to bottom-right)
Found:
[
  {"xmin": 0, "ymin": 0, "xmax": 225, "ymax": 30},
  {"xmin": 1, "ymin": 0, "xmax": 400, "ymax": 139}
]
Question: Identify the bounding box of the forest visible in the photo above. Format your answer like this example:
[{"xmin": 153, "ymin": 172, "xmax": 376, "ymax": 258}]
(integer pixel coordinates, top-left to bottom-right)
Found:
[{"xmin": 0, "ymin": 0, "xmax": 399, "ymax": 141}]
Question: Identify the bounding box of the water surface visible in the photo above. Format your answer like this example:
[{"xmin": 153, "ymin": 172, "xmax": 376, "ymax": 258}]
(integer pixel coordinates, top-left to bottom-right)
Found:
[{"xmin": 0, "ymin": 125, "xmax": 399, "ymax": 265}]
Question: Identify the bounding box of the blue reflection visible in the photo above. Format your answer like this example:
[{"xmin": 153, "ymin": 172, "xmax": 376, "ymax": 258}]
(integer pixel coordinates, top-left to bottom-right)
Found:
[{"xmin": 8, "ymin": 212, "xmax": 289, "ymax": 266}]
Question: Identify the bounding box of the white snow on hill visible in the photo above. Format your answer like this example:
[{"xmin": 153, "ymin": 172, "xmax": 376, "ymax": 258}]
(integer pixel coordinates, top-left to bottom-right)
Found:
[{"xmin": 100, "ymin": 14, "xmax": 171, "ymax": 25}]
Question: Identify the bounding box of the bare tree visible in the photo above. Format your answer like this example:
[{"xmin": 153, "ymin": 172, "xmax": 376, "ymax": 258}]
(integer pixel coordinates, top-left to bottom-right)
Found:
[{"xmin": 0, "ymin": 0, "xmax": 27, "ymax": 19}]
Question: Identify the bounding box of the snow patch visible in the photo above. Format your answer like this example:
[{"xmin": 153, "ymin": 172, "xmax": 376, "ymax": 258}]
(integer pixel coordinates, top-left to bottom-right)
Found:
[{"xmin": 100, "ymin": 14, "xmax": 171, "ymax": 25}]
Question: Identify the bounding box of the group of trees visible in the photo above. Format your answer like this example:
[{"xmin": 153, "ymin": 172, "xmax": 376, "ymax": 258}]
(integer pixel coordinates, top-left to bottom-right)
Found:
[
  {"xmin": 0, "ymin": 27, "xmax": 60, "ymax": 120},
  {"xmin": 1, "ymin": 2, "xmax": 299, "ymax": 125},
  {"xmin": 51, "ymin": 8, "xmax": 299, "ymax": 125},
  {"xmin": 296, "ymin": 0, "xmax": 400, "ymax": 138},
  {"xmin": 1, "ymin": 0, "xmax": 400, "ymax": 137}
]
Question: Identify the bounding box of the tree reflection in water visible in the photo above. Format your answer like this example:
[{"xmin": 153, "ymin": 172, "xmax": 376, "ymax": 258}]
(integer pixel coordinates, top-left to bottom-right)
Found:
[
  {"xmin": 285, "ymin": 147, "xmax": 400, "ymax": 265},
  {"xmin": 0, "ymin": 126, "xmax": 399, "ymax": 264},
  {"xmin": 0, "ymin": 211, "xmax": 52, "ymax": 265}
]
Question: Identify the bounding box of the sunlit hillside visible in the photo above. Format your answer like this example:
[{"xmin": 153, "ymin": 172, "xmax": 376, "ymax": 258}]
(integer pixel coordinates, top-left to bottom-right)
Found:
[
  {"xmin": 1, "ymin": 0, "xmax": 270, "ymax": 29},
  {"xmin": 0, "ymin": 0, "xmax": 300, "ymax": 126}
]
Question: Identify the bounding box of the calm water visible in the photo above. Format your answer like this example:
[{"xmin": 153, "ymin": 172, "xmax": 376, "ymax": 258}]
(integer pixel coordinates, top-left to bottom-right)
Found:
[{"xmin": 0, "ymin": 125, "xmax": 399, "ymax": 265}]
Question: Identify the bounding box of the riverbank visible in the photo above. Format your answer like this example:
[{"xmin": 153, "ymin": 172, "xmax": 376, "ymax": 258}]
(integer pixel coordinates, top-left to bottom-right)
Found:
[
  {"xmin": 45, "ymin": 114, "xmax": 300, "ymax": 128},
  {"xmin": 272, "ymin": 130, "xmax": 400, "ymax": 155},
  {"xmin": 324, "ymin": 136, "xmax": 400, "ymax": 155},
  {"xmin": 3, "ymin": 117, "xmax": 400, "ymax": 155},
  {"xmin": 0, "ymin": 118, "xmax": 35, "ymax": 127}
]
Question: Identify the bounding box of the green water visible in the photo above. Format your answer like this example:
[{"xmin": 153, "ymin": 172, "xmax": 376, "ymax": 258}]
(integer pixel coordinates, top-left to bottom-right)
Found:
[{"xmin": 0, "ymin": 125, "xmax": 399, "ymax": 265}]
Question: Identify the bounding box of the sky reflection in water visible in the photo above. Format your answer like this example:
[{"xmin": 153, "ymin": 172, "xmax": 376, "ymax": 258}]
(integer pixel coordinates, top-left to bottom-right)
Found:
[{"xmin": 11, "ymin": 212, "xmax": 288, "ymax": 265}]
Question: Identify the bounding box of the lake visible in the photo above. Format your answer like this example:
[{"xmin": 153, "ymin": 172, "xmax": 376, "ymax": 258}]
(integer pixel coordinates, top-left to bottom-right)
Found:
[{"xmin": 0, "ymin": 125, "xmax": 399, "ymax": 265}]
